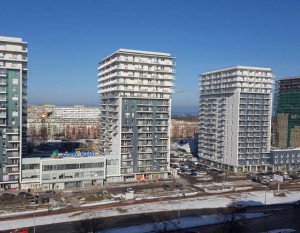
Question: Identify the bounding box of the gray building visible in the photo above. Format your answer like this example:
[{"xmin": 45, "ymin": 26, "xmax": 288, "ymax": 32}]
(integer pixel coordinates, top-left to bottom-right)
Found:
[
  {"xmin": 0, "ymin": 36, "xmax": 27, "ymax": 190},
  {"xmin": 270, "ymin": 148, "xmax": 300, "ymax": 172},
  {"xmin": 98, "ymin": 49, "xmax": 175, "ymax": 182}
]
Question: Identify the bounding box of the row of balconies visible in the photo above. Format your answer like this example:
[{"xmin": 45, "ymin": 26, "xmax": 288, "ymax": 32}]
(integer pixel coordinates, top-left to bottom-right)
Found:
[
  {"xmin": 99, "ymin": 71, "xmax": 175, "ymax": 83},
  {"xmin": 202, "ymin": 71, "xmax": 272, "ymax": 79},
  {"xmin": 0, "ymin": 53, "xmax": 27, "ymax": 62},
  {"xmin": 99, "ymin": 86, "xmax": 174, "ymax": 94},
  {"xmin": 98, "ymin": 64, "xmax": 175, "ymax": 76},
  {"xmin": 200, "ymin": 88, "xmax": 271, "ymax": 95},
  {"xmin": 99, "ymin": 79, "xmax": 174, "ymax": 89},
  {"xmin": 202, "ymin": 76, "xmax": 272, "ymax": 85},
  {"xmin": 99, "ymin": 56, "xmax": 175, "ymax": 69},
  {"xmin": 0, "ymin": 44, "xmax": 27, "ymax": 52}
]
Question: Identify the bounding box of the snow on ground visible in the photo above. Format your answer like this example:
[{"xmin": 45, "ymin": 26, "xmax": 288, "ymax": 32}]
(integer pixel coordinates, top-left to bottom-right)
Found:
[
  {"xmin": 108, "ymin": 212, "xmax": 267, "ymax": 233},
  {"xmin": 260, "ymin": 229, "xmax": 297, "ymax": 233},
  {"xmin": 0, "ymin": 190, "xmax": 299, "ymax": 231}
]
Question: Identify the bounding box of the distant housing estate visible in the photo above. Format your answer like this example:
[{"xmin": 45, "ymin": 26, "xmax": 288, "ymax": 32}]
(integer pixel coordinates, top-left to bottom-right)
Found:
[{"xmin": 27, "ymin": 105, "xmax": 100, "ymax": 141}]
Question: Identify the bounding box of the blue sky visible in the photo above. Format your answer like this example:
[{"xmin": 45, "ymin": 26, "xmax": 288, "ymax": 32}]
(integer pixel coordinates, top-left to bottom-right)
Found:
[{"xmin": 1, "ymin": 0, "xmax": 300, "ymax": 114}]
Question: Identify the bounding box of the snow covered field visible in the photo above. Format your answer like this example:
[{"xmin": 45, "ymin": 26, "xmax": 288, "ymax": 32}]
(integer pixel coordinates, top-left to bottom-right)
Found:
[
  {"xmin": 0, "ymin": 190, "xmax": 299, "ymax": 231},
  {"xmin": 108, "ymin": 212, "xmax": 267, "ymax": 233}
]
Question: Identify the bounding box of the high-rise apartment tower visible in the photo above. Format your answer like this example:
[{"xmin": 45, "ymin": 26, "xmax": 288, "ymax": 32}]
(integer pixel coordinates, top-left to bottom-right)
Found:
[
  {"xmin": 0, "ymin": 36, "xmax": 27, "ymax": 190},
  {"xmin": 199, "ymin": 66, "xmax": 273, "ymax": 172},
  {"xmin": 98, "ymin": 49, "xmax": 175, "ymax": 182},
  {"xmin": 274, "ymin": 77, "xmax": 300, "ymax": 149}
]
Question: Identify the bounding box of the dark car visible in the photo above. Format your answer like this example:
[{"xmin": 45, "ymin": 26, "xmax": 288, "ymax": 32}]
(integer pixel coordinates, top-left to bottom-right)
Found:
[
  {"xmin": 0, "ymin": 193, "xmax": 15, "ymax": 199},
  {"xmin": 18, "ymin": 192, "xmax": 27, "ymax": 197},
  {"xmin": 42, "ymin": 190, "xmax": 56, "ymax": 196},
  {"xmin": 18, "ymin": 192, "xmax": 32, "ymax": 198},
  {"xmin": 162, "ymin": 184, "xmax": 170, "ymax": 190}
]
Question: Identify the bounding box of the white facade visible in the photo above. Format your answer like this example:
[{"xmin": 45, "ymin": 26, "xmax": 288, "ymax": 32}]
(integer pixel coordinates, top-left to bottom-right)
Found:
[
  {"xmin": 0, "ymin": 36, "xmax": 27, "ymax": 190},
  {"xmin": 21, "ymin": 156, "xmax": 106, "ymax": 190},
  {"xmin": 98, "ymin": 49, "xmax": 175, "ymax": 182},
  {"xmin": 199, "ymin": 66, "xmax": 273, "ymax": 172}
]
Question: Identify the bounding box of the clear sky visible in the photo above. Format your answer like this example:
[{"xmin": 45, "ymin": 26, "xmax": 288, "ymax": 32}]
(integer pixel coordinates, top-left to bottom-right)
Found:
[{"xmin": 1, "ymin": 0, "xmax": 300, "ymax": 114}]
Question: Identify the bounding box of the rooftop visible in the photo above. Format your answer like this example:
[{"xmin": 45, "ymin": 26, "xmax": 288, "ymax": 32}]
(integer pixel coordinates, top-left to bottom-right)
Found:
[
  {"xmin": 202, "ymin": 66, "xmax": 272, "ymax": 75},
  {"xmin": 101, "ymin": 48, "xmax": 173, "ymax": 62}
]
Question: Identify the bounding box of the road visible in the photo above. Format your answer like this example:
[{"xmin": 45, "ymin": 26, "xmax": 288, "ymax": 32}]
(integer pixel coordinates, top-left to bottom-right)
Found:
[
  {"xmin": 183, "ymin": 207, "xmax": 300, "ymax": 233},
  {"xmin": 4, "ymin": 204, "xmax": 299, "ymax": 233}
]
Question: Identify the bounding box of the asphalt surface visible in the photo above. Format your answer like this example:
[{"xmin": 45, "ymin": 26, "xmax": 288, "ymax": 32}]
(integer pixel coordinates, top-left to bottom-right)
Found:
[{"xmin": 3, "ymin": 204, "xmax": 299, "ymax": 233}]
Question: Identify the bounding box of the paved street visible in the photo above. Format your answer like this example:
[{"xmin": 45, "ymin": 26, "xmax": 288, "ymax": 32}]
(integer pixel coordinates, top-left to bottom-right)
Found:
[{"xmin": 4, "ymin": 204, "xmax": 299, "ymax": 233}]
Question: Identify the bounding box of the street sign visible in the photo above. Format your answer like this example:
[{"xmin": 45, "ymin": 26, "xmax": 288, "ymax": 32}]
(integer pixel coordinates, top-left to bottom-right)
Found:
[{"xmin": 273, "ymin": 174, "xmax": 284, "ymax": 183}]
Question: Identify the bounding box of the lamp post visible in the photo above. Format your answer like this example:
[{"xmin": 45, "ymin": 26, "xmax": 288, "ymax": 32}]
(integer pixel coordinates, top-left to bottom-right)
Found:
[
  {"xmin": 33, "ymin": 195, "xmax": 37, "ymax": 233},
  {"xmin": 177, "ymin": 192, "xmax": 181, "ymax": 223}
]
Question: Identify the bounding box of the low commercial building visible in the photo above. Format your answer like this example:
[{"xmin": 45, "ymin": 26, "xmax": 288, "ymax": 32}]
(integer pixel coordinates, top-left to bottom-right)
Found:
[
  {"xmin": 21, "ymin": 155, "xmax": 106, "ymax": 190},
  {"xmin": 270, "ymin": 148, "xmax": 300, "ymax": 172}
]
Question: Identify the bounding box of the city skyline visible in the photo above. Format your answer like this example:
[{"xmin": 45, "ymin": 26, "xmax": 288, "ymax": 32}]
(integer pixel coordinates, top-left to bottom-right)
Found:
[{"xmin": 1, "ymin": 0, "xmax": 300, "ymax": 114}]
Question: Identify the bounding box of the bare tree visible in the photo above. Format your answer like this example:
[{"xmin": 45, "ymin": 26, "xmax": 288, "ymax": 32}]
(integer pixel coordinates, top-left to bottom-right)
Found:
[
  {"xmin": 152, "ymin": 212, "xmax": 179, "ymax": 233},
  {"xmin": 217, "ymin": 203, "xmax": 248, "ymax": 233},
  {"xmin": 77, "ymin": 215, "xmax": 105, "ymax": 233}
]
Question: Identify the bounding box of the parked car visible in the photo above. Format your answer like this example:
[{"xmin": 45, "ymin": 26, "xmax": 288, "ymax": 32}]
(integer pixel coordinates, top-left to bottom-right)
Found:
[
  {"xmin": 0, "ymin": 193, "xmax": 15, "ymax": 199},
  {"xmin": 18, "ymin": 192, "xmax": 28, "ymax": 198},
  {"xmin": 284, "ymin": 175, "xmax": 292, "ymax": 180},
  {"xmin": 185, "ymin": 170, "xmax": 192, "ymax": 175},
  {"xmin": 198, "ymin": 171, "xmax": 207, "ymax": 175},
  {"xmin": 162, "ymin": 184, "xmax": 170, "ymax": 190},
  {"xmin": 42, "ymin": 190, "xmax": 56, "ymax": 196},
  {"xmin": 18, "ymin": 192, "xmax": 33, "ymax": 199}
]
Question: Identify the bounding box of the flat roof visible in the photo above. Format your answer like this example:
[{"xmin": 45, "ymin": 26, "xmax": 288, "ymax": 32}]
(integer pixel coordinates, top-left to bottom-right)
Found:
[
  {"xmin": 271, "ymin": 147, "xmax": 300, "ymax": 152},
  {"xmin": 202, "ymin": 66, "xmax": 272, "ymax": 75},
  {"xmin": 277, "ymin": 76, "xmax": 300, "ymax": 82},
  {"xmin": 0, "ymin": 36, "xmax": 27, "ymax": 44},
  {"xmin": 100, "ymin": 48, "xmax": 172, "ymax": 62}
]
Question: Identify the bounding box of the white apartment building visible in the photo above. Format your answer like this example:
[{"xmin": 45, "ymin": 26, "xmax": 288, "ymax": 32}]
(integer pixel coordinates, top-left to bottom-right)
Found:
[
  {"xmin": 199, "ymin": 66, "xmax": 273, "ymax": 172},
  {"xmin": 0, "ymin": 36, "xmax": 27, "ymax": 190},
  {"xmin": 98, "ymin": 49, "xmax": 175, "ymax": 182}
]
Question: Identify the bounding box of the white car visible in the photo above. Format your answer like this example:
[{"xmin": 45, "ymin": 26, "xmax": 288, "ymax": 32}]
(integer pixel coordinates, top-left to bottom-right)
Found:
[
  {"xmin": 284, "ymin": 175, "xmax": 292, "ymax": 180},
  {"xmin": 198, "ymin": 171, "xmax": 207, "ymax": 175}
]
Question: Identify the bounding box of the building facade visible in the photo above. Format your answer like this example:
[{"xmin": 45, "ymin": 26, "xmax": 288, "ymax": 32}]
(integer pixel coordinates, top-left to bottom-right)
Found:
[
  {"xmin": 171, "ymin": 119, "xmax": 199, "ymax": 139},
  {"xmin": 274, "ymin": 77, "xmax": 300, "ymax": 149},
  {"xmin": 98, "ymin": 49, "xmax": 175, "ymax": 182},
  {"xmin": 0, "ymin": 36, "xmax": 27, "ymax": 190},
  {"xmin": 270, "ymin": 148, "xmax": 300, "ymax": 172},
  {"xmin": 199, "ymin": 66, "xmax": 273, "ymax": 172},
  {"xmin": 27, "ymin": 105, "xmax": 100, "ymax": 141},
  {"xmin": 21, "ymin": 155, "xmax": 106, "ymax": 190}
]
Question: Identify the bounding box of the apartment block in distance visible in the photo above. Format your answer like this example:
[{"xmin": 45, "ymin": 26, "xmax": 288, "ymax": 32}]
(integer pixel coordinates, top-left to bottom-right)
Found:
[
  {"xmin": 199, "ymin": 66, "xmax": 273, "ymax": 173},
  {"xmin": 98, "ymin": 49, "xmax": 175, "ymax": 182},
  {"xmin": 28, "ymin": 105, "xmax": 100, "ymax": 140},
  {"xmin": 274, "ymin": 77, "xmax": 300, "ymax": 149},
  {"xmin": 0, "ymin": 36, "xmax": 27, "ymax": 190}
]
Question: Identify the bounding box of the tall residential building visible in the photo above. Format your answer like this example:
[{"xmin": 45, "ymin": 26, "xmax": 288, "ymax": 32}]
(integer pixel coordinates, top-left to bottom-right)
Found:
[
  {"xmin": 98, "ymin": 49, "xmax": 175, "ymax": 182},
  {"xmin": 0, "ymin": 36, "xmax": 27, "ymax": 190},
  {"xmin": 274, "ymin": 77, "xmax": 300, "ymax": 149},
  {"xmin": 199, "ymin": 66, "xmax": 273, "ymax": 173}
]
